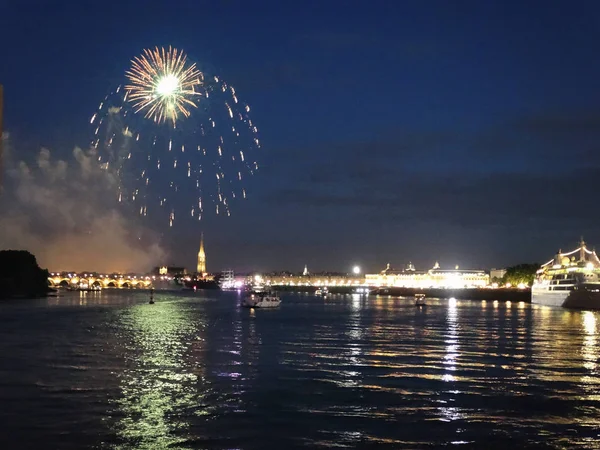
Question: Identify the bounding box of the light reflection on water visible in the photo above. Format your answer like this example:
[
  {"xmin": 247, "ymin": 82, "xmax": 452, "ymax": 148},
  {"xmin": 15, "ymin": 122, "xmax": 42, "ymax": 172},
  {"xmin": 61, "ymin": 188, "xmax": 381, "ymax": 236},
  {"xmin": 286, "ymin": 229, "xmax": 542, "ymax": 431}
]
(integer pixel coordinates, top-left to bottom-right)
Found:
[
  {"xmin": 110, "ymin": 298, "xmax": 205, "ymax": 449},
  {"xmin": 1, "ymin": 291, "xmax": 600, "ymax": 448}
]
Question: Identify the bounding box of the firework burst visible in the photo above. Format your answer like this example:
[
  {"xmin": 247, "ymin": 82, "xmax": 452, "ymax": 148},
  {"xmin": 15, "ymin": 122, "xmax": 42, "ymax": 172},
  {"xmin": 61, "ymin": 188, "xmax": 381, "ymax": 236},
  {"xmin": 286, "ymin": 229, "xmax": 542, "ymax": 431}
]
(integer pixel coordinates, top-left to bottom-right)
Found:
[
  {"xmin": 92, "ymin": 50, "xmax": 261, "ymax": 228},
  {"xmin": 125, "ymin": 47, "xmax": 203, "ymax": 126}
]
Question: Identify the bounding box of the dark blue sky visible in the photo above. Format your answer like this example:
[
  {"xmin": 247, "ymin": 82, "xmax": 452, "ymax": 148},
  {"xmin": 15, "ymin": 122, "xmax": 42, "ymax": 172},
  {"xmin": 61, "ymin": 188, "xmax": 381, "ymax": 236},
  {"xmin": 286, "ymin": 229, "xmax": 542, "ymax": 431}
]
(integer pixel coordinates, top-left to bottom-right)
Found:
[{"xmin": 3, "ymin": 0, "xmax": 600, "ymax": 273}]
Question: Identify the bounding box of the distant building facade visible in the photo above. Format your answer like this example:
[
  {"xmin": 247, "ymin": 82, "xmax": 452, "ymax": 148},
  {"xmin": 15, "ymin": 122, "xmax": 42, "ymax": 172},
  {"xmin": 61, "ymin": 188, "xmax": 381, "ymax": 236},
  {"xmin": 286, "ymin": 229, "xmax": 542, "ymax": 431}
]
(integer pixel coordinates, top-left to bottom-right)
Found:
[
  {"xmin": 153, "ymin": 266, "xmax": 187, "ymax": 277},
  {"xmin": 263, "ymin": 272, "xmax": 361, "ymax": 287},
  {"xmin": 364, "ymin": 262, "xmax": 489, "ymax": 288},
  {"xmin": 257, "ymin": 262, "xmax": 489, "ymax": 289},
  {"xmin": 490, "ymin": 268, "xmax": 507, "ymax": 280}
]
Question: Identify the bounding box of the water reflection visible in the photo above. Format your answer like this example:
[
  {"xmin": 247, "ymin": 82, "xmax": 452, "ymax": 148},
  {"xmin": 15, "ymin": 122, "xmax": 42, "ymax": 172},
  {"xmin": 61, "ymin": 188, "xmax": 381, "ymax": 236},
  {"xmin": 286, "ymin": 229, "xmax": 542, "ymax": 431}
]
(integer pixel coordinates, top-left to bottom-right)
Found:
[
  {"xmin": 443, "ymin": 298, "xmax": 458, "ymax": 382},
  {"xmin": 580, "ymin": 311, "xmax": 598, "ymax": 391},
  {"xmin": 111, "ymin": 298, "xmax": 205, "ymax": 449},
  {"xmin": 6, "ymin": 292, "xmax": 600, "ymax": 448},
  {"xmin": 340, "ymin": 294, "xmax": 363, "ymax": 388}
]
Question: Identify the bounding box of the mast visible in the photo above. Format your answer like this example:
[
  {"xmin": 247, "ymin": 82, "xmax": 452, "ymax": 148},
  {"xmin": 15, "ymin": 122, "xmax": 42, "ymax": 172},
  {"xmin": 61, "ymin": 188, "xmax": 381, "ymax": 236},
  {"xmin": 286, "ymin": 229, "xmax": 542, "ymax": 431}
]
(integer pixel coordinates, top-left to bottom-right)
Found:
[
  {"xmin": 0, "ymin": 84, "xmax": 3, "ymax": 194},
  {"xmin": 580, "ymin": 236, "xmax": 586, "ymax": 262}
]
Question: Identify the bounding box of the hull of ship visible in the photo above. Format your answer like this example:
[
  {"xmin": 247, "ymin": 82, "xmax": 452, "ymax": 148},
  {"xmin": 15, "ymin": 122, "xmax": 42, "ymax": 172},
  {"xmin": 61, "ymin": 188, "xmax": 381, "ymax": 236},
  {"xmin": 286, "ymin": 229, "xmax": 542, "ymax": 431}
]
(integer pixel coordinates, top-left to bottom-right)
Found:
[{"xmin": 532, "ymin": 288, "xmax": 600, "ymax": 309}]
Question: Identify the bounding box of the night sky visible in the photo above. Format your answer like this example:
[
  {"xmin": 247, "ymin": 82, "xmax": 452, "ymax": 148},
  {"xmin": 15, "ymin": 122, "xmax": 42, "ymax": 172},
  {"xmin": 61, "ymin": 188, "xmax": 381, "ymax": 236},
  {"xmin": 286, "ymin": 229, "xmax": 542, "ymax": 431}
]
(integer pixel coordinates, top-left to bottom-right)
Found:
[{"xmin": 2, "ymin": 0, "xmax": 600, "ymax": 273}]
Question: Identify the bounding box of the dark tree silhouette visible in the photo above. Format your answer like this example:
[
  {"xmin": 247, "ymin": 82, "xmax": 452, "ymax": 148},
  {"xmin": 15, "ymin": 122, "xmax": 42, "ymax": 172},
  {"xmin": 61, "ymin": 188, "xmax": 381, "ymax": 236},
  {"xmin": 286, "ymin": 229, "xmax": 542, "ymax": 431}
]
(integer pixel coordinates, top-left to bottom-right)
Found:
[{"xmin": 0, "ymin": 250, "xmax": 50, "ymax": 299}]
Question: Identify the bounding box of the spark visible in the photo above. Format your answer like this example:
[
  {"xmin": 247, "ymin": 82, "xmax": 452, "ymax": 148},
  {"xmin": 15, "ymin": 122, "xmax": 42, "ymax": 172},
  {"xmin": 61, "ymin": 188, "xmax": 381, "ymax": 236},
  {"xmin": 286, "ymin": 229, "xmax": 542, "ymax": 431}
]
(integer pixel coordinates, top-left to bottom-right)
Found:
[
  {"xmin": 125, "ymin": 46, "xmax": 203, "ymax": 126},
  {"xmin": 96, "ymin": 51, "xmax": 260, "ymax": 227}
]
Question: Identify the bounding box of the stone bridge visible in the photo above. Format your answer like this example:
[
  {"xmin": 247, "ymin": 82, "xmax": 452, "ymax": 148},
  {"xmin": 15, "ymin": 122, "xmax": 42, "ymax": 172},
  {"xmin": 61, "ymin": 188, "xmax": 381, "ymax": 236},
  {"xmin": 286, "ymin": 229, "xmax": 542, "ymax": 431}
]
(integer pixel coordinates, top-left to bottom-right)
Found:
[{"xmin": 48, "ymin": 272, "xmax": 153, "ymax": 289}]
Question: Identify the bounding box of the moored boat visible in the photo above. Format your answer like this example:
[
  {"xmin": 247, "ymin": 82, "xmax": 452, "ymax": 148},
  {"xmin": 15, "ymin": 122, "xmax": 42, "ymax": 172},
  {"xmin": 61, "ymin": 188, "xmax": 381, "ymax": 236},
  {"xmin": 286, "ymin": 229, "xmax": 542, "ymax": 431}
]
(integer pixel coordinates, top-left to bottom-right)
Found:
[
  {"xmin": 315, "ymin": 287, "xmax": 329, "ymax": 297},
  {"xmin": 532, "ymin": 238, "xmax": 600, "ymax": 309},
  {"xmin": 242, "ymin": 290, "xmax": 281, "ymax": 308}
]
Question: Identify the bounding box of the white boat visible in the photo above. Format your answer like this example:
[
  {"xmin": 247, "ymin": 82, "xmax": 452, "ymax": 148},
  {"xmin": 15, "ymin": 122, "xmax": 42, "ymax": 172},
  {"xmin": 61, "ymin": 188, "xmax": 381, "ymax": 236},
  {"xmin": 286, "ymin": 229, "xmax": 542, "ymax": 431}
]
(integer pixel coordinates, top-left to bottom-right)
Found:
[
  {"xmin": 242, "ymin": 291, "xmax": 281, "ymax": 308},
  {"xmin": 532, "ymin": 239, "xmax": 600, "ymax": 309},
  {"xmin": 415, "ymin": 293, "xmax": 426, "ymax": 306},
  {"xmin": 315, "ymin": 287, "xmax": 328, "ymax": 297}
]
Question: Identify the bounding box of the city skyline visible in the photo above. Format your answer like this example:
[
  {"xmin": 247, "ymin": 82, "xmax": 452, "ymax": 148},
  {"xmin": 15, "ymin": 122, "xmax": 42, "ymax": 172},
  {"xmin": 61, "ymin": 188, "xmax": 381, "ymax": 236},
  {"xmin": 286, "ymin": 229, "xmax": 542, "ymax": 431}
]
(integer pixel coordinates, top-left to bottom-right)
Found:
[{"xmin": 2, "ymin": 1, "xmax": 600, "ymax": 272}]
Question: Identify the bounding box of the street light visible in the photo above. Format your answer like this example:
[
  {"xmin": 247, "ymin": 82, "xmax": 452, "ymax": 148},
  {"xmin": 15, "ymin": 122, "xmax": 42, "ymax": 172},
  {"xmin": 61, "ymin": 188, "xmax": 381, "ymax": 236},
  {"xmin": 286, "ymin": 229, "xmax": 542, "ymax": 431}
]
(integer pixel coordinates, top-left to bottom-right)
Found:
[{"xmin": 352, "ymin": 265, "xmax": 361, "ymax": 275}]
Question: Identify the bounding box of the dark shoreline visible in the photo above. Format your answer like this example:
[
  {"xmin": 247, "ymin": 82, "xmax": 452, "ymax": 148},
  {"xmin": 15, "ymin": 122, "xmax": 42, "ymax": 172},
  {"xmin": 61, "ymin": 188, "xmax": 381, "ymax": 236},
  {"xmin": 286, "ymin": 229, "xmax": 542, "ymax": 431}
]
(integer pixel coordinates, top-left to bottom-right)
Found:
[{"xmin": 272, "ymin": 285, "xmax": 531, "ymax": 302}]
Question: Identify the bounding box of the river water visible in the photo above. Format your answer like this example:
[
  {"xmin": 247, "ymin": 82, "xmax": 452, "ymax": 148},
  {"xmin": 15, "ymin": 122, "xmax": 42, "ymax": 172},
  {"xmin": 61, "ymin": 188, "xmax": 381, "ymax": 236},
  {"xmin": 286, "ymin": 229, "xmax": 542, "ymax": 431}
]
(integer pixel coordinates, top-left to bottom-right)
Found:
[{"xmin": 0, "ymin": 291, "xmax": 599, "ymax": 449}]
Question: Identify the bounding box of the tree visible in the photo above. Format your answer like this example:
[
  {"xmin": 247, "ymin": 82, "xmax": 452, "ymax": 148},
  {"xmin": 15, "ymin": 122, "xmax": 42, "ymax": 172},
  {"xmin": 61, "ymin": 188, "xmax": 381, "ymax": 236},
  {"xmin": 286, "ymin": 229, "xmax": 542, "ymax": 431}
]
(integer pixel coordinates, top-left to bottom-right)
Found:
[
  {"xmin": 0, "ymin": 250, "xmax": 50, "ymax": 299},
  {"xmin": 502, "ymin": 263, "xmax": 539, "ymax": 287}
]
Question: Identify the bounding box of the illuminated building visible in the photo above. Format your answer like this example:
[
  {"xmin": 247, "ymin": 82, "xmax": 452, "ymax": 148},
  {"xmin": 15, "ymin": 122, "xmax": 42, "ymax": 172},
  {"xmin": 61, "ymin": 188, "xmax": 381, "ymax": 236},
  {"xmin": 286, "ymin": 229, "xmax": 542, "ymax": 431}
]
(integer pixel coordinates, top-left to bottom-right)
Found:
[
  {"xmin": 197, "ymin": 233, "xmax": 206, "ymax": 274},
  {"xmin": 364, "ymin": 262, "xmax": 489, "ymax": 288},
  {"xmin": 152, "ymin": 266, "xmax": 187, "ymax": 277},
  {"xmin": 490, "ymin": 268, "xmax": 507, "ymax": 280}
]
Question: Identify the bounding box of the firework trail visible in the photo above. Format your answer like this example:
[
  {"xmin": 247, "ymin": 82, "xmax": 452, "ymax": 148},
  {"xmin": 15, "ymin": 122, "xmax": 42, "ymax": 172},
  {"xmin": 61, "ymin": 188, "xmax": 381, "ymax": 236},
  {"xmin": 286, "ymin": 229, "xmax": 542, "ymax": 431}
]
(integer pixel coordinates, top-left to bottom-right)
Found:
[{"xmin": 92, "ymin": 47, "xmax": 260, "ymax": 227}]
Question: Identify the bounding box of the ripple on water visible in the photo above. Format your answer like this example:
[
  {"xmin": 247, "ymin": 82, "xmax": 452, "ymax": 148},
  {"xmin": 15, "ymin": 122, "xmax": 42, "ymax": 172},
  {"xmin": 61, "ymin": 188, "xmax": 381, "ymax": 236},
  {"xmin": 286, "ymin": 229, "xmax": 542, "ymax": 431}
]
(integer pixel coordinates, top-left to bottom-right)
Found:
[{"xmin": 0, "ymin": 292, "xmax": 600, "ymax": 448}]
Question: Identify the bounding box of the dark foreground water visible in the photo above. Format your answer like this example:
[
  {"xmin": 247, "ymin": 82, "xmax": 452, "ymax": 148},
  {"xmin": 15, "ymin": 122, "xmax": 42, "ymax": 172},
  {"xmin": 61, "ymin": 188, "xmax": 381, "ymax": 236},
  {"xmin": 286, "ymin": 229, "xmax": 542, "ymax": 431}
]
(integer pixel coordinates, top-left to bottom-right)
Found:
[{"xmin": 0, "ymin": 291, "xmax": 599, "ymax": 449}]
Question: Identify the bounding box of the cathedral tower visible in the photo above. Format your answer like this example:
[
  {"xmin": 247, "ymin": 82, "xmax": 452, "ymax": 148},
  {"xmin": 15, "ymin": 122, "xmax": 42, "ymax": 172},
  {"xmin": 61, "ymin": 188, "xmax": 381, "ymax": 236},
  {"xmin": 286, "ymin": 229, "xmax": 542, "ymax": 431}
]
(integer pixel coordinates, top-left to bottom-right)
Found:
[{"xmin": 197, "ymin": 233, "xmax": 206, "ymax": 274}]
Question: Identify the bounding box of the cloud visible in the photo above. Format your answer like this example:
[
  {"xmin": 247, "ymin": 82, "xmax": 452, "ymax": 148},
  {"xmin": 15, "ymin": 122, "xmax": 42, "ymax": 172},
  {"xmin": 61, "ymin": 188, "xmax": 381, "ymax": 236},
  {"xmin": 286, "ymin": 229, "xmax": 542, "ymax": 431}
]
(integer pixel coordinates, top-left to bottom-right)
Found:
[
  {"xmin": 270, "ymin": 167, "xmax": 600, "ymax": 238},
  {"xmin": 0, "ymin": 137, "xmax": 166, "ymax": 273},
  {"xmin": 267, "ymin": 107, "xmax": 600, "ymax": 232}
]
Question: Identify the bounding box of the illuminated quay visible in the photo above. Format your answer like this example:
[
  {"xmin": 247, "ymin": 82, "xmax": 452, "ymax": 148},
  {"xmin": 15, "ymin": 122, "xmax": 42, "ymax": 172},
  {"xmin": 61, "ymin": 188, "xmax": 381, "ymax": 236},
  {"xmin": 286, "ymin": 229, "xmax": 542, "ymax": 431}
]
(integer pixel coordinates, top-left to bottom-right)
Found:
[
  {"xmin": 258, "ymin": 262, "xmax": 490, "ymax": 289},
  {"xmin": 364, "ymin": 262, "xmax": 489, "ymax": 289}
]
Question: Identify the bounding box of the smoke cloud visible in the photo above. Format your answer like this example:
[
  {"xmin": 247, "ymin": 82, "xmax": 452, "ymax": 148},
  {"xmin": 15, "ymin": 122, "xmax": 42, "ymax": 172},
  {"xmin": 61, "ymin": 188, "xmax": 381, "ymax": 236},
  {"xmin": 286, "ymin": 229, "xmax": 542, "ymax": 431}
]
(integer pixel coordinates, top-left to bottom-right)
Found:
[{"xmin": 0, "ymin": 136, "xmax": 166, "ymax": 273}]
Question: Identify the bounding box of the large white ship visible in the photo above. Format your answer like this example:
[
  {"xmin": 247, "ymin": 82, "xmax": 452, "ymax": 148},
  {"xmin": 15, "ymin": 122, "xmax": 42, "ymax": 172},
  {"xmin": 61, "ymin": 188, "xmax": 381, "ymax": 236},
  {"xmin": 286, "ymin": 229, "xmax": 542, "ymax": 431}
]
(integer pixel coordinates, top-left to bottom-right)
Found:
[{"xmin": 532, "ymin": 239, "xmax": 600, "ymax": 309}]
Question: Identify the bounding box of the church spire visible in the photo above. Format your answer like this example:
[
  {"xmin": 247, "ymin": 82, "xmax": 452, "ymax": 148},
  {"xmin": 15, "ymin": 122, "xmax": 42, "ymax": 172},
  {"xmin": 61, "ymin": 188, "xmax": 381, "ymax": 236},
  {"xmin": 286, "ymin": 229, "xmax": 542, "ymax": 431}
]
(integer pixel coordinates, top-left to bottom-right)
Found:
[{"xmin": 197, "ymin": 233, "xmax": 206, "ymax": 274}]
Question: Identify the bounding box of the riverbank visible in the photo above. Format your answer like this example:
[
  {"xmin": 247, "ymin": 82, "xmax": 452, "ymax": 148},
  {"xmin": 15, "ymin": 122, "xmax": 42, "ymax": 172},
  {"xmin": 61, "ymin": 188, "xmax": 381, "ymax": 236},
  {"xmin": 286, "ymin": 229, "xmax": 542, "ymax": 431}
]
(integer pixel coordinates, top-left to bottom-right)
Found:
[{"xmin": 272, "ymin": 285, "xmax": 531, "ymax": 302}]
